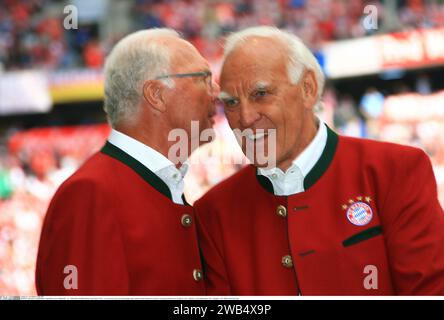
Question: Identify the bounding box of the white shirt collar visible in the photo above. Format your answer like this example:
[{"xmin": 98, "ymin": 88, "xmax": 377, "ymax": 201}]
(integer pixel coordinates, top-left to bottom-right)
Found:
[
  {"xmin": 258, "ymin": 120, "xmax": 328, "ymax": 195},
  {"xmin": 107, "ymin": 129, "xmax": 188, "ymax": 204}
]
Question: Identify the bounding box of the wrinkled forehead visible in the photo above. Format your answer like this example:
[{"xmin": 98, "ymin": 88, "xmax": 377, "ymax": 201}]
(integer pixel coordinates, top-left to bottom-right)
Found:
[{"xmin": 220, "ymin": 37, "xmax": 290, "ymax": 91}]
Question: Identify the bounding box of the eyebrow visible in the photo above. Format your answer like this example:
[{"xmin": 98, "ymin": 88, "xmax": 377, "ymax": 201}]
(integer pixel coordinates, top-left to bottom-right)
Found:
[
  {"xmin": 254, "ymin": 81, "xmax": 270, "ymax": 90},
  {"xmin": 218, "ymin": 91, "xmax": 236, "ymax": 100},
  {"xmin": 218, "ymin": 81, "xmax": 271, "ymax": 100},
  {"xmin": 198, "ymin": 66, "xmax": 212, "ymax": 75}
]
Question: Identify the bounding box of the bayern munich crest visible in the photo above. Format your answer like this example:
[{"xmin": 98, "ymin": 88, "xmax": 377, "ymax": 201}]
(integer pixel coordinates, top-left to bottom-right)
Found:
[{"xmin": 342, "ymin": 196, "xmax": 374, "ymax": 226}]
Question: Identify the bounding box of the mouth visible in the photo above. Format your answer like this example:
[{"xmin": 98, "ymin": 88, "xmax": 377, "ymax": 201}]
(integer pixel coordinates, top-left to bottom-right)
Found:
[{"xmin": 247, "ymin": 131, "xmax": 269, "ymax": 142}]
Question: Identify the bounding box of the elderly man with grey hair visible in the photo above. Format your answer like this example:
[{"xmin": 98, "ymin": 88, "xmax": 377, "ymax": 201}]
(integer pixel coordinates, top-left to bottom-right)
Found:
[
  {"xmin": 194, "ymin": 26, "xmax": 444, "ymax": 296},
  {"xmin": 36, "ymin": 28, "xmax": 218, "ymax": 295}
]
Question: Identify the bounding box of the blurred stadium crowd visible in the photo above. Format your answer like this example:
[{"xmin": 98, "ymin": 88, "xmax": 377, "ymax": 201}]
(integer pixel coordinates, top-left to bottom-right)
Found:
[
  {"xmin": 1, "ymin": 0, "xmax": 444, "ymax": 295},
  {"xmin": 2, "ymin": 0, "xmax": 444, "ymax": 70}
]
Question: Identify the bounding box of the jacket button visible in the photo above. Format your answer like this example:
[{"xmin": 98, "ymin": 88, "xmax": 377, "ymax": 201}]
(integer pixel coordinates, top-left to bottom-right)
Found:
[
  {"xmin": 276, "ymin": 205, "xmax": 287, "ymax": 218},
  {"xmin": 193, "ymin": 269, "xmax": 203, "ymax": 281},
  {"xmin": 282, "ymin": 255, "xmax": 293, "ymax": 268},
  {"xmin": 181, "ymin": 214, "xmax": 193, "ymax": 227}
]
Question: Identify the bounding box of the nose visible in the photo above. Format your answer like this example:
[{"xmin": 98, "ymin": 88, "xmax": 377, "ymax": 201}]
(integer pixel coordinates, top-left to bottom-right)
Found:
[{"xmin": 240, "ymin": 103, "xmax": 261, "ymax": 128}]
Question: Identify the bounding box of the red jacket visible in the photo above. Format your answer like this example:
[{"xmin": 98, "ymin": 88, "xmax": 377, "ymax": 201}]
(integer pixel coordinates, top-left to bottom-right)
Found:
[
  {"xmin": 195, "ymin": 126, "xmax": 444, "ymax": 295},
  {"xmin": 36, "ymin": 142, "xmax": 205, "ymax": 295}
]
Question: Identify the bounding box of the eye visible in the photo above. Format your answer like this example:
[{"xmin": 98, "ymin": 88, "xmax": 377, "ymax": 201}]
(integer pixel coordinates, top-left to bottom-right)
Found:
[
  {"xmin": 223, "ymin": 99, "xmax": 239, "ymax": 108},
  {"xmin": 253, "ymin": 90, "xmax": 268, "ymax": 98}
]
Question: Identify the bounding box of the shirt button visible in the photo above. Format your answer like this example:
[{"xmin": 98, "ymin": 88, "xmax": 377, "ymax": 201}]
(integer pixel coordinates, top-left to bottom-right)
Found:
[
  {"xmin": 282, "ymin": 255, "xmax": 293, "ymax": 268},
  {"xmin": 271, "ymin": 173, "xmax": 278, "ymax": 179},
  {"xmin": 276, "ymin": 205, "xmax": 287, "ymax": 218},
  {"xmin": 181, "ymin": 214, "xmax": 193, "ymax": 227},
  {"xmin": 193, "ymin": 269, "xmax": 203, "ymax": 281}
]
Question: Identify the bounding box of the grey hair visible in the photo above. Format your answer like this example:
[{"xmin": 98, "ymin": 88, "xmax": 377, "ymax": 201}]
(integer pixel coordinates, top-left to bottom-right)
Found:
[
  {"xmin": 224, "ymin": 26, "xmax": 325, "ymax": 112},
  {"xmin": 103, "ymin": 28, "xmax": 180, "ymax": 127}
]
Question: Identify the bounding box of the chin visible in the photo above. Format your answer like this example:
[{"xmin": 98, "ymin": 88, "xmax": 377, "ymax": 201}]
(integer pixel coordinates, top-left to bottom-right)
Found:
[
  {"xmin": 241, "ymin": 145, "xmax": 278, "ymax": 169},
  {"xmin": 253, "ymin": 161, "xmax": 270, "ymax": 168},
  {"xmin": 242, "ymin": 152, "xmax": 274, "ymax": 169}
]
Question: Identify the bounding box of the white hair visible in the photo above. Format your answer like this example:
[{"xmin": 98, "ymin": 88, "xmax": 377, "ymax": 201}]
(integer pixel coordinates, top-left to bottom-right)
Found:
[
  {"xmin": 103, "ymin": 28, "xmax": 180, "ymax": 127},
  {"xmin": 224, "ymin": 26, "xmax": 325, "ymax": 110}
]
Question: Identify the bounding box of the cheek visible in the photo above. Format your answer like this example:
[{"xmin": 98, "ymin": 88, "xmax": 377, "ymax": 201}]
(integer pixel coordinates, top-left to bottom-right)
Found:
[
  {"xmin": 224, "ymin": 110, "xmax": 240, "ymax": 128},
  {"xmin": 282, "ymin": 110, "xmax": 304, "ymax": 154},
  {"xmin": 272, "ymin": 102, "xmax": 300, "ymax": 155},
  {"xmin": 192, "ymin": 89, "xmax": 211, "ymax": 112},
  {"xmin": 177, "ymin": 91, "xmax": 203, "ymax": 119}
]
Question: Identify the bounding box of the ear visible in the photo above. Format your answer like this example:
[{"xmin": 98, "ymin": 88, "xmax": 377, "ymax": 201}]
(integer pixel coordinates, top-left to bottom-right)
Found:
[
  {"xmin": 300, "ymin": 70, "xmax": 318, "ymax": 110},
  {"xmin": 142, "ymin": 80, "xmax": 167, "ymax": 112}
]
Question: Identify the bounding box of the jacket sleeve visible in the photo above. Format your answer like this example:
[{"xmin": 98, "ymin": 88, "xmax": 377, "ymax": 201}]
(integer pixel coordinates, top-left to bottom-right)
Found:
[
  {"xmin": 194, "ymin": 197, "xmax": 232, "ymax": 295},
  {"xmin": 380, "ymin": 148, "xmax": 444, "ymax": 295},
  {"xmin": 36, "ymin": 178, "xmax": 129, "ymax": 295}
]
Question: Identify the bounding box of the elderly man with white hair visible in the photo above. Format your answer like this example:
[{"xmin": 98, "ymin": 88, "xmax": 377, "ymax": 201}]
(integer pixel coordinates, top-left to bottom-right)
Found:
[
  {"xmin": 36, "ymin": 28, "xmax": 218, "ymax": 295},
  {"xmin": 194, "ymin": 26, "xmax": 444, "ymax": 295}
]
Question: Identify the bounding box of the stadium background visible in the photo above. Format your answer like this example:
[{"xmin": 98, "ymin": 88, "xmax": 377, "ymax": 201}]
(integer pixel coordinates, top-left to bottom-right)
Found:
[{"xmin": 1, "ymin": 0, "xmax": 444, "ymax": 295}]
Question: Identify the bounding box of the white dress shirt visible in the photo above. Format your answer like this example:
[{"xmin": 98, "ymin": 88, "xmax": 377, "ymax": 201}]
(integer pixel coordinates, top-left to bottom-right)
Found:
[
  {"xmin": 107, "ymin": 129, "xmax": 188, "ymax": 205},
  {"xmin": 257, "ymin": 120, "xmax": 328, "ymax": 196}
]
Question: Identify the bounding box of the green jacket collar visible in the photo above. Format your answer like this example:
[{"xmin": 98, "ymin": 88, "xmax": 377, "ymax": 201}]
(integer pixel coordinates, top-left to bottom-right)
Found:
[{"xmin": 101, "ymin": 141, "xmax": 174, "ymax": 201}]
